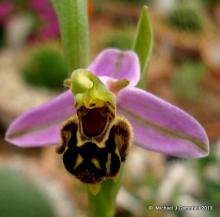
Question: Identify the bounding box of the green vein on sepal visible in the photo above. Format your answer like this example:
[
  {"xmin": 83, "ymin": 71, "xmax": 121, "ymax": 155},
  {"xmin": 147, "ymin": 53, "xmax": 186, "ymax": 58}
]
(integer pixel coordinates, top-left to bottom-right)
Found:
[{"xmin": 119, "ymin": 106, "xmax": 208, "ymax": 156}]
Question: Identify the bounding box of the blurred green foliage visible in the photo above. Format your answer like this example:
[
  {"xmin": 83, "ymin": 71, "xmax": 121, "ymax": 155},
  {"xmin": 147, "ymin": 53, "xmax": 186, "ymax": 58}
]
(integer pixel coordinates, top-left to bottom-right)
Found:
[
  {"xmin": 167, "ymin": 6, "xmax": 203, "ymax": 32},
  {"xmin": 172, "ymin": 61, "xmax": 206, "ymax": 101},
  {"xmin": 194, "ymin": 148, "xmax": 220, "ymax": 217},
  {"xmin": 14, "ymin": 0, "xmax": 28, "ymax": 6},
  {"xmin": 22, "ymin": 47, "xmax": 68, "ymax": 90},
  {"xmin": 200, "ymin": 0, "xmax": 220, "ymax": 6},
  {"xmin": 103, "ymin": 34, "xmax": 133, "ymax": 50},
  {"xmin": 0, "ymin": 168, "xmax": 54, "ymax": 217}
]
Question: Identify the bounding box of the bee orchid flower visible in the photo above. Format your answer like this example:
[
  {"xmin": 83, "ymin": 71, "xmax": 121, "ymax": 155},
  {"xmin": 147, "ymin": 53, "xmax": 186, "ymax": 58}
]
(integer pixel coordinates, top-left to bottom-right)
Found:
[{"xmin": 5, "ymin": 49, "xmax": 209, "ymax": 182}]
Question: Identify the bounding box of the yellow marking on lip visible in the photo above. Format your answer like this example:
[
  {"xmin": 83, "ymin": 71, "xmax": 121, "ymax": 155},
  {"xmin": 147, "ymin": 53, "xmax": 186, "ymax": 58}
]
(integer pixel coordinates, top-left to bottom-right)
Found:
[
  {"xmin": 106, "ymin": 153, "xmax": 111, "ymax": 175},
  {"xmin": 63, "ymin": 131, "xmax": 72, "ymax": 142},
  {"xmin": 74, "ymin": 154, "xmax": 83, "ymax": 170},
  {"xmin": 95, "ymin": 142, "xmax": 106, "ymax": 148},
  {"xmin": 87, "ymin": 183, "xmax": 101, "ymax": 195},
  {"xmin": 115, "ymin": 134, "xmax": 123, "ymax": 149},
  {"xmin": 76, "ymin": 130, "xmax": 85, "ymax": 147},
  {"xmin": 91, "ymin": 158, "xmax": 102, "ymax": 170},
  {"xmin": 114, "ymin": 146, "xmax": 120, "ymax": 159}
]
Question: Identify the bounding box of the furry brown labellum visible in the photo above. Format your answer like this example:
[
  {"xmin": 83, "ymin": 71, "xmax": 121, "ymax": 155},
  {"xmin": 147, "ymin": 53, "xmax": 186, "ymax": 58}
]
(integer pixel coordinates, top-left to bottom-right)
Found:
[
  {"xmin": 57, "ymin": 106, "xmax": 132, "ymax": 184},
  {"xmin": 57, "ymin": 69, "xmax": 132, "ymax": 184}
]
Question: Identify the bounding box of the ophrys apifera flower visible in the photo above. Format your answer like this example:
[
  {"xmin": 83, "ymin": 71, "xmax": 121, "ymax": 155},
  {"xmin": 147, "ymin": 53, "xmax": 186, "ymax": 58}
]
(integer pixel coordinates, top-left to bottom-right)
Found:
[
  {"xmin": 57, "ymin": 68, "xmax": 132, "ymax": 184},
  {"xmin": 5, "ymin": 49, "xmax": 209, "ymax": 185}
]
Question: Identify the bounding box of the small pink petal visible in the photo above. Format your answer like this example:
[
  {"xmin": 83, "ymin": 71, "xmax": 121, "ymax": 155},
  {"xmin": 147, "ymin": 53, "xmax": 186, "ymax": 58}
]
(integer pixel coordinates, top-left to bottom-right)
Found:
[
  {"xmin": 117, "ymin": 87, "xmax": 209, "ymax": 158},
  {"xmin": 5, "ymin": 90, "xmax": 75, "ymax": 147},
  {"xmin": 88, "ymin": 49, "xmax": 140, "ymax": 86}
]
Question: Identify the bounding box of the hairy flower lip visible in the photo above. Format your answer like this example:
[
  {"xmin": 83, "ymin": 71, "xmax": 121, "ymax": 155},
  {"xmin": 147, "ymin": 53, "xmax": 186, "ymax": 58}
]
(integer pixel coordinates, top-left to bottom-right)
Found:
[{"xmin": 5, "ymin": 49, "xmax": 209, "ymax": 158}]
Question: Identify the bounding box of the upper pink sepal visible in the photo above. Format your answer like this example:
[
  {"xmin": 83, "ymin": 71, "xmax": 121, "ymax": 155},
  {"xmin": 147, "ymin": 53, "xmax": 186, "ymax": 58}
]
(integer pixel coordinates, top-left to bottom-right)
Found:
[{"xmin": 88, "ymin": 49, "xmax": 140, "ymax": 87}]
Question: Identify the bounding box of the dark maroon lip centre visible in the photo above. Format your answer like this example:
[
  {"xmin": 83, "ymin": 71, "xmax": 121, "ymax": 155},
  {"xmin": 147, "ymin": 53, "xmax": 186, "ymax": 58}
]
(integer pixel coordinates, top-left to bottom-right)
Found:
[{"xmin": 81, "ymin": 108, "xmax": 107, "ymax": 137}]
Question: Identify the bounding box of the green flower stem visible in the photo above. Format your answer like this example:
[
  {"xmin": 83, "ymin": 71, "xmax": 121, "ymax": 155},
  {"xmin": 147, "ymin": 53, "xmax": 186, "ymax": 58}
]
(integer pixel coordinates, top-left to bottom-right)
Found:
[
  {"xmin": 87, "ymin": 166, "xmax": 125, "ymax": 217},
  {"xmin": 50, "ymin": 1, "xmax": 124, "ymax": 216},
  {"xmin": 51, "ymin": 0, "xmax": 89, "ymax": 71}
]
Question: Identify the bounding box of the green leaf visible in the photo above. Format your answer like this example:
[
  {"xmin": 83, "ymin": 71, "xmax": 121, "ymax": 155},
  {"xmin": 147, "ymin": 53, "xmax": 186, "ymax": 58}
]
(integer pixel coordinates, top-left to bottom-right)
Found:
[
  {"xmin": 51, "ymin": 0, "xmax": 89, "ymax": 72},
  {"xmin": 132, "ymin": 6, "xmax": 153, "ymax": 89},
  {"xmin": 0, "ymin": 168, "xmax": 54, "ymax": 217}
]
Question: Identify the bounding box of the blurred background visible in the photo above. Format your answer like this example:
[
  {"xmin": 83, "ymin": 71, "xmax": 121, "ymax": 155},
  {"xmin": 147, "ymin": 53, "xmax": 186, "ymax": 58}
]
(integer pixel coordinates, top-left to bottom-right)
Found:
[{"xmin": 0, "ymin": 0, "xmax": 220, "ymax": 216}]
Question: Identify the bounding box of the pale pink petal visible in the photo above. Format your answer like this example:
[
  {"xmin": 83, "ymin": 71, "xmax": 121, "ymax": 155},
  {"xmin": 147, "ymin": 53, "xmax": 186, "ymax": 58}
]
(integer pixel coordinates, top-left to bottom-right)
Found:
[{"xmin": 88, "ymin": 49, "xmax": 140, "ymax": 86}]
